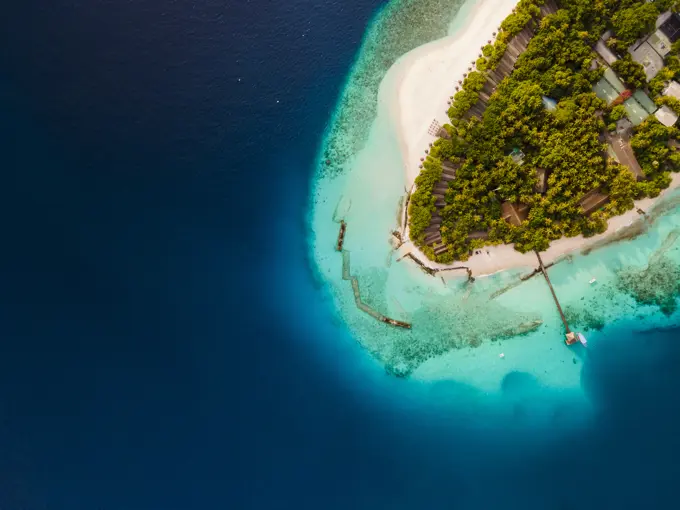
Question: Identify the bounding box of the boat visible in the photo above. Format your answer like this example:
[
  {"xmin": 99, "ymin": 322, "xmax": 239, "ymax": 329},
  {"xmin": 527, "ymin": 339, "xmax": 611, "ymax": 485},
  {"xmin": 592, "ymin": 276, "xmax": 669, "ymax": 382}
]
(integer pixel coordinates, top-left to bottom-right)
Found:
[
  {"xmin": 577, "ymin": 333, "xmax": 588, "ymax": 347},
  {"xmin": 589, "ymin": 278, "xmax": 597, "ymax": 284}
]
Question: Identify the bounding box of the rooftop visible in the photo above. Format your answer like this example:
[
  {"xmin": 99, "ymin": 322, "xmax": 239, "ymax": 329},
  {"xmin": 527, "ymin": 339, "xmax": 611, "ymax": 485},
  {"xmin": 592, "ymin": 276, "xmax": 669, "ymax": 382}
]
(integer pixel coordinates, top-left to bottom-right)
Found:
[
  {"xmin": 623, "ymin": 98, "xmax": 651, "ymax": 126},
  {"xmin": 594, "ymin": 77, "xmax": 619, "ymax": 104},
  {"xmin": 648, "ymin": 30, "xmax": 672, "ymax": 57},
  {"xmin": 655, "ymin": 105, "xmax": 679, "ymax": 127},
  {"xmin": 603, "ymin": 67, "xmax": 626, "ymax": 93},
  {"xmin": 633, "ymin": 89, "xmax": 658, "ymax": 114},
  {"xmin": 579, "ymin": 190, "xmax": 610, "ymax": 215},
  {"xmin": 594, "ymin": 40, "xmax": 618, "ymax": 65},
  {"xmin": 663, "ymin": 80, "xmax": 680, "ymax": 100},
  {"xmin": 629, "ymin": 41, "xmax": 664, "ymax": 80},
  {"xmin": 501, "ymin": 202, "xmax": 530, "ymax": 226},
  {"xmin": 659, "ymin": 12, "xmax": 680, "ymax": 43}
]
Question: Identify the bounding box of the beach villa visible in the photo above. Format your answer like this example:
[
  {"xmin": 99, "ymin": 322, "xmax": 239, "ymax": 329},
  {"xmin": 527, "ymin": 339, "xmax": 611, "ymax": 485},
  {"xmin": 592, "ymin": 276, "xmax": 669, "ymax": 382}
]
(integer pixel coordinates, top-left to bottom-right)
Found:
[
  {"xmin": 655, "ymin": 105, "xmax": 679, "ymax": 127},
  {"xmin": 579, "ymin": 190, "xmax": 610, "ymax": 215},
  {"xmin": 662, "ymin": 80, "xmax": 680, "ymax": 99},
  {"xmin": 501, "ymin": 202, "xmax": 530, "ymax": 227}
]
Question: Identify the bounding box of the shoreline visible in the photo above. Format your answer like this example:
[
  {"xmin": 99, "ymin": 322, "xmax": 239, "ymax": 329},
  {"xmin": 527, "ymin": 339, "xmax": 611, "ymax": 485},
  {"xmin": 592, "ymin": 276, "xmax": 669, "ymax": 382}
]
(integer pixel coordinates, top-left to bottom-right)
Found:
[
  {"xmin": 396, "ymin": 172, "xmax": 680, "ymax": 278},
  {"xmin": 382, "ymin": 0, "xmax": 680, "ymax": 278},
  {"xmin": 388, "ymin": 0, "xmax": 520, "ymax": 188}
]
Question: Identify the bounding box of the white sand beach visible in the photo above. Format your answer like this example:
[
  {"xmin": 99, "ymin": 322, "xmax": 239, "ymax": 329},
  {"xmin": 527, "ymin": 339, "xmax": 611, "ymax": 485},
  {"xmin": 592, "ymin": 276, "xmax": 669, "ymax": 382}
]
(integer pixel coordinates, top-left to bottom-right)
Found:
[
  {"xmin": 389, "ymin": 0, "xmax": 520, "ymax": 187},
  {"xmin": 385, "ymin": 0, "xmax": 680, "ymax": 277}
]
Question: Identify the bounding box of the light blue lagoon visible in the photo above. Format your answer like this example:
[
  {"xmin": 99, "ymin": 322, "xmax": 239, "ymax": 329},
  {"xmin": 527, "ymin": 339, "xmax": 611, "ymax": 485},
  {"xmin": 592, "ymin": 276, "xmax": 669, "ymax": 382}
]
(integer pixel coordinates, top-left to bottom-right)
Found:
[{"xmin": 309, "ymin": 0, "xmax": 680, "ymax": 412}]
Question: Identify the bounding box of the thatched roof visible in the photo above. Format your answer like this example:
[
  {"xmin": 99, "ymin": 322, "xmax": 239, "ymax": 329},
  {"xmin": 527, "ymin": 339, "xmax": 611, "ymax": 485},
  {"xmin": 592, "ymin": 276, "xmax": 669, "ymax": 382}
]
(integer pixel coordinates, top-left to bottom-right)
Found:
[
  {"xmin": 501, "ymin": 201, "xmax": 530, "ymax": 226},
  {"xmin": 579, "ymin": 190, "xmax": 610, "ymax": 215}
]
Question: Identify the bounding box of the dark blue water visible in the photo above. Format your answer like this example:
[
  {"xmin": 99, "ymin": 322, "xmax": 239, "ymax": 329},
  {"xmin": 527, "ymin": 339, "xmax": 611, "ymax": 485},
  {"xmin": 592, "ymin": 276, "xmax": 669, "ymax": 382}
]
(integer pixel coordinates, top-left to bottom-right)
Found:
[{"xmin": 1, "ymin": 1, "xmax": 680, "ymax": 508}]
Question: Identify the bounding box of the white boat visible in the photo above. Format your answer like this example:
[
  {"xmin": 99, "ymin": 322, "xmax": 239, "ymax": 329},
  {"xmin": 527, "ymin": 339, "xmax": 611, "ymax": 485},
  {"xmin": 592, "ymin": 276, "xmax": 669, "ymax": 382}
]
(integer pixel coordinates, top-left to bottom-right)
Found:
[
  {"xmin": 577, "ymin": 333, "xmax": 588, "ymax": 347},
  {"xmin": 589, "ymin": 278, "xmax": 597, "ymax": 284}
]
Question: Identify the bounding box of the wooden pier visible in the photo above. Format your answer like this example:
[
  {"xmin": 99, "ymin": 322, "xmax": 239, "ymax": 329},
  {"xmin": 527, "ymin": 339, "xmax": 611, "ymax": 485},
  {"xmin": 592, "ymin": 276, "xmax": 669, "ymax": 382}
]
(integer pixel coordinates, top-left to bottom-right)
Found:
[
  {"xmin": 336, "ymin": 220, "xmax": 347, "ymax": 251},
  {"xmin": 336, "ymin": 222, "xmax": 411, "ymax": 329},
  {"xmin": 535, "ymin": 252, "xmax": 571, "ymax": 335}
]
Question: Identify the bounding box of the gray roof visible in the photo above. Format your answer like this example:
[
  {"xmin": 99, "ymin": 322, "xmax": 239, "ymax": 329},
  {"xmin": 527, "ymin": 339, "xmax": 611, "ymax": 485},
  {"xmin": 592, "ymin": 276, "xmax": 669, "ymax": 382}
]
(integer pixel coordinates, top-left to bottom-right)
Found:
[
  {"xmin": 629, "ymin": 41, "xmax": 664, "ymax": 80},
  {"xmin": 655, "ymin": 105, "xmax": 679, "ymax": 127},
  {"xmin": 663, "ymin": 80, "xmax": 680, "ymax": 100}
]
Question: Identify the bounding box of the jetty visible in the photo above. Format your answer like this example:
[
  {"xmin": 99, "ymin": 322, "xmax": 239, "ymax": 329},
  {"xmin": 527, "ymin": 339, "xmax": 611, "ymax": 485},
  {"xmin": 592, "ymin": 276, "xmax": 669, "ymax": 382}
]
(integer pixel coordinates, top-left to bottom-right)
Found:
[
  {"xmin": 335, "ymin": 220, "xmax": 411, "ymax": 329},
  {"xmin": 336, "ymin": 220, "xmax": 347, "ymax": 251},
  {"xmin": 535, "ymin": 251, "xmax": 572, "ymax": 337},
  {"xmin": 341, "ymin": 250, "xmax": 411, "ymax": 329}
]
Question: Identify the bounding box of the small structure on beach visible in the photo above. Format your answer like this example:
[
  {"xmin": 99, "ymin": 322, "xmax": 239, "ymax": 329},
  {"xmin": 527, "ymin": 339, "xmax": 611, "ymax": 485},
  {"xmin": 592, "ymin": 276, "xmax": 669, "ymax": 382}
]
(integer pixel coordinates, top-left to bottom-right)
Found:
[
  {"xmin": 501, "ymin": 202, "xmax": 530, "ymax": 226},
  {"xmin": 579, "ymin": 190, "xmax": 610, "ymax": 215},
  {"xmin": 655, "ymin": 105, "xmax": 679, "ymax": 127},
  {"xmin": 428, "ymin": 119, "xmax": 442, "ymax": 137}
]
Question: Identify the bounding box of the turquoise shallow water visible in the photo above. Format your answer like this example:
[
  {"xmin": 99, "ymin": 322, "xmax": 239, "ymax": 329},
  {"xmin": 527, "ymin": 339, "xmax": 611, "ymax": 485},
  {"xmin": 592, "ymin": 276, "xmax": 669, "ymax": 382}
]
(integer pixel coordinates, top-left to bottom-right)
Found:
[{"xmin": 309, "ymin": 0, "xmax": 680, "ymax": 407}]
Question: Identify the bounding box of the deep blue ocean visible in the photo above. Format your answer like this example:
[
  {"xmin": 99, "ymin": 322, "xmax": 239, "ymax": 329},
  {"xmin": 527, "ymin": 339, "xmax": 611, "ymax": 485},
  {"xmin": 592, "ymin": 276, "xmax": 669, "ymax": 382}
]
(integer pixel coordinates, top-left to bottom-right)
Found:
[{"xmin": 1, "ymin": 1, "xmax": 680, "ymax": 508}]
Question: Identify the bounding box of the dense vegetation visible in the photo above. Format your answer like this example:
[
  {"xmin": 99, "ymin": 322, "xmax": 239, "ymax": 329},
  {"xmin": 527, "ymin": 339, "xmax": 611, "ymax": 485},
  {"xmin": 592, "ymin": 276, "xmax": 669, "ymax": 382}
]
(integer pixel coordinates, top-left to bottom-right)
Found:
[
  {"xmin": 408, "ymin": 157, "xmax": 442, "ymax": 243},
  {"xmin": 611, "ymin": 57, "xmax": 647, "ymax": 89},
  {"xmin": 409, "ymin": 0, "xmax": 680, "ymax": 263},
  {"xmin": 631, "ymin": 117, "xmax": 680, "ymax": 195}
]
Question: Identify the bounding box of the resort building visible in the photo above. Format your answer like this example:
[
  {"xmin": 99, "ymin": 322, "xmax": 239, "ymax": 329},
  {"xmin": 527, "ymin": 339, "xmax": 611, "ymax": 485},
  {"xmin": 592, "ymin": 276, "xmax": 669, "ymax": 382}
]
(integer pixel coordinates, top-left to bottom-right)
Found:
[
  {"xmin": 629, "ymin": 12, "xmax": 680, "ymax": 80},
  {"xmin": 629, "ymin": 41, "xmax": 664, "ymax": 80},
  {"xmin": 422, "ymin": 160, "xmax": 460, "ymax": 255},
  {"xmin": 657, "ymin": 11, "xmax": 680, "ymax": 45},
  {"xmin": 501, "ymin": 202, "xmax": 530, "ymax": 227},
  {"xmin": 594, "ymin": 31, "xmax": 618, "ymax": 65},
  {"xmin": 594, "ymin": 67, "xmax": 626, "ymax": 104},
  {"xmin": 592, "ymin": 69, "xmax": 656, "ymax": 126},
  {"xmin": 662, "ymin": 80, "xmax": 680, "ymax": 99},
  {"xmin": 579, "ymin": 190, "xmax": 610, "ymax": 215},
  {"xmin": 624, "ymin": 90, "xmax": 657, "ymax": 126},
  {"xmin": 655, "ymin": 105, "xmax": 679, "ymax": 127},
  {"xmin": 603, "ymin": 119, "xmax": 644, "ymax": 179}
]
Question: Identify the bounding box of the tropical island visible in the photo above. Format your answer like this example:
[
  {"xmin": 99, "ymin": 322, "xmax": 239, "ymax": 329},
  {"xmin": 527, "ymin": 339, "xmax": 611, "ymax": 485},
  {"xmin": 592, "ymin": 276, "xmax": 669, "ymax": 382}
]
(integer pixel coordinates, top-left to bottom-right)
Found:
[{"xmin": 408, "ymin": 0, "xmax": 680, "ymax": 264}]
